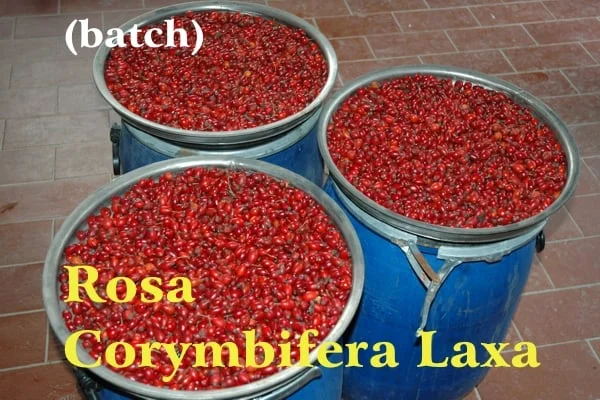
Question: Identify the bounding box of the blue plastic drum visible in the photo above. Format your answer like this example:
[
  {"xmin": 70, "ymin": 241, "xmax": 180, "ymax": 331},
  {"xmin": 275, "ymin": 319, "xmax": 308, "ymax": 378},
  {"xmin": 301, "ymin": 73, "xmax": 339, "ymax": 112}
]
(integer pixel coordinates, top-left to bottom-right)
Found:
[
  {"xmin": 316, "ymin": 65, "xmax": 579, "ymax": 400},
  {"xmin": 325, "ymin": 180, "xmax": 541, "ymax": 400},
  {"xmin": 115, "ymin": 110, "xmax": 324, "ymax": 186}
]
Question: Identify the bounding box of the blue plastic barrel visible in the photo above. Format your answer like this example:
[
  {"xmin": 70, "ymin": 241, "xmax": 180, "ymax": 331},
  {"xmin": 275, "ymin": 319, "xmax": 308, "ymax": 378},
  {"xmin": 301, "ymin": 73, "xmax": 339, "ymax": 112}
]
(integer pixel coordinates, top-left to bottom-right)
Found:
[
  {"xmin": 316, "ymin": 65, "xmax": 579, "ymax": 400},
  {"xmin": 325, "ymin": 180, "xmax": 541, "ymax": 400},
  {"xmin": 93, "ymin": 2, "xmax": 338, "ymax": 187},
  {"xmin": 115, "ymin": 110, "xmax": 324, "ymax": 186}
]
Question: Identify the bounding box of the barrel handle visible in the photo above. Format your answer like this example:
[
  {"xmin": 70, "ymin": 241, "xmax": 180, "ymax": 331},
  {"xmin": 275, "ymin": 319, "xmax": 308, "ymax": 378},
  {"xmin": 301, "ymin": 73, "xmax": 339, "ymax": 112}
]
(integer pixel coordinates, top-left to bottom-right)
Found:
[
  {"xmin": 109, "ymin": 123, "xmax": 121, "ymax": 176},
  {"xmin": 415, "ymin": 259, "xmax": 463, "ymax": 337},
  {"xmin": 392, "ymin": 238, "xmax": 440, "ymax": 287},
  {"xmin": 248, "ymin": 367, "xmax": 322, "ymax": 400}
]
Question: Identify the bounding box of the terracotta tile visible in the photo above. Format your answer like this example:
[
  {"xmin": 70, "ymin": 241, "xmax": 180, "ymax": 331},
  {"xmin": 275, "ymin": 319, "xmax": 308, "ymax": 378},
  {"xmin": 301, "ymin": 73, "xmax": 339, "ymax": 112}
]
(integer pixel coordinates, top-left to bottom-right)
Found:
[
  {"xmin": 540, "ymin": 237, "xmax": 600, "ymax": 288},
  {"xmin": 47, "ymin": 331, "xmax": 66, "ymax": 361},
  {"xmin": 53, "ymin": 217, "xmax": 66, "ymax": 235},
  {"xmin": 589, "ymin": 339, "xmax": 600, "ymax": 359},
  {"xmin": 504, "ymin": 44, "xmax": 595, "ymax": 71},
  {"xmin": 55, "ymin": 141, "xmax": 112, "ymax": 178},
  {"xmin": 0, "ymin": 64, "xmax": 10, "ymax": 90},
  {"xmin": 427, "ymin": 0, "xmax": 497, "ymax": 7},
  {"xmin": 0, "ymin": 119, "xmax": 4, "ymax": 149},
  {"xmin": 582, "ymin": 41, "xmax": 600, "ymax": 63},
  {"xmin": 58, "ymin": 84, "xmax": 110, "ymax": 113},
  {"xmin": 146, "ymin": 0, "xmax": 265, "ymax": 7},
  {"xmin": 0, "ymin": 147, "xmax": 54, "ymax": 184},
  {"xmin": 574, "ymin": 159, "xmax": 600, "ymax": 196},
  {"xmin": 330, "ymin": 37, "xmax": 372, "ymax": 61},
  {"xmin": 562, "ymin": 66, "xmax": 600, "ymax": 94},
  {"xmin": 0, "ymin": 87, "xmax": 57, "ymax": 119},
  {"xmin": 524, "ymin": 256, "xmax": 554, "ymax": 293},
  {"xmin": 503, "ymin": 322, "xmax": 522, "ymax": 343},
  {"xmin": 11, "ymin": 59, "xmax": 93, "ymax": 88},
  {"xmin": 338, "ymin": 57, "xmax": 421, "ymax": 83},
  {"xmin": 525, "ymin": 19, "xmax": 600, "ymax": 45},
  {"xmin": 471, "ymin": 3, "xmax": 554, "ymax": 26},
  {"xmin": 266, "ymin": 0, "xmax": 349, "ymax": 18},
  {"xmin": 393, "ymin": 8, "xmax": 477, "ymax": 32},
  {"xmin": 571, "ymin": 124, "xmax": 600, "ymax": 157},
  {"xmin": 345, "ymin": 0, "xmax": 426, "ymax": 13},
  {"xmin": 58, "ymin": 37, "xmax": 98, "ymax": 59},
  {"xmin": 14, "ymin": 13, "xmax": 101, "ymax": 38},
  {"xmin": 367, "ymin": 32, "xmax": 454, "ymax": 58},
  {"xmin": 0, "ymin": 17, "xmax": 13, "ymax": 39},
  {"xmin": 496, "ymin": 71, "xmax": 575, "ymax": 97},
  {"xmin": 544, "ymin": 95, "xmax": 600, "ymax": 125},
  {"xmin": 0, "ymin": 312, "xmax": 46, "ymax": 368},
  {"xmin": 0, "ymin": 263, "xmax": 43, "ymax": 314},
  {"xmin": 315, "ymin": 14, "xmax": 399, "ymax": 38},
  {"xmin": 421, "ymin": 50, "xmax": 514, "ymax": 74},
  {"xmin": 102, "ymin": 9, "xmax": 146, "ymax": 30},
  {"xmin": 61, "ymin": 0, "xmax": 142, "ymax": 14},
  {"xmin": 0, "ymin": 0, "xmax": 58, "ymax": 16},
  {"xmin": 478, "ymin": 342, "xmax": 600, "ymax": 400},
  {"xmin": 0, "ymin": 174, "xmax": 109, "ymax": 223},
  {"xmin": 447, "ymin": 26, "xmax": 534, "ymax": 51},
  {"xmin": 543, "ymin": 0, "xmax": 600, "ymax": 19},
  {"xmin": 514, "ymin": 285, "xmax": 600, "ymax": 344},
  {"xmin": 566, "ymin": 194, "xmax": 600, "ymax": 235},
  {"xmin": 0, "ymin": 221, "xmax": 52, "ymax": 266},
  {"xmin": 0, "ymin": 362, "xmax": 83, "ymax": 400},
  {"xmin": 544, "ymin": 206, "xmax": 583, "ymax": 242},
  {"xmin": 3, "ymin": 111, "xmax": 108, "ymax": 149},
  {"xmin": 0, "ymin": 37, "xmax": 59, "ymax": 64}
]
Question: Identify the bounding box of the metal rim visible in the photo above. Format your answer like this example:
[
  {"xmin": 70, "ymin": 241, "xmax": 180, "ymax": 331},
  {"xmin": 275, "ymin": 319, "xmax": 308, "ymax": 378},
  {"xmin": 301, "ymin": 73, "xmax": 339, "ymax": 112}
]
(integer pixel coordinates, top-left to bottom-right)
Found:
[
  {"xmin": 93, "ymin": 1, "xmax": 338, "ymax": 147},
  {"xmin": 43, "ymin": 156, "xmax": 364, "ymax": 400},
  {"xmin": 124, "ymin": 109, "xmax": 321, "ymax": 160},
  {"xmin": 317, "ymin": 64, "xmax": 580, "ymax": 244}
]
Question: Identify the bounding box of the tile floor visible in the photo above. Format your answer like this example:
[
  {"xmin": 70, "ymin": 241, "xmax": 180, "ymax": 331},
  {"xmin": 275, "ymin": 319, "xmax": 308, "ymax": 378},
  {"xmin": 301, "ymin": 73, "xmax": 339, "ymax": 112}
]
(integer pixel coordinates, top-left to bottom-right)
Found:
[{"xmin": 0, "ymin": 0, "xmax": 599, "ymax": 399}]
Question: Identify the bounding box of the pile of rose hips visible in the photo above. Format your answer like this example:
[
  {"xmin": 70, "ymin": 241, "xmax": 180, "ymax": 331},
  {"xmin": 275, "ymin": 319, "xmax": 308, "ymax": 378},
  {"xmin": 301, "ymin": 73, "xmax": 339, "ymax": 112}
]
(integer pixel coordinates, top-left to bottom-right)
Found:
[
  {"xmin": 59, "ymin": 167, "xmax": 352, "ymax": 390},
  {"xmin": 327, "ymin": 75, "xmax": 568, "ymax": 228},
  {"xmin": 104, "ymin": 11, "xmax": 328, "ymax": 131}
]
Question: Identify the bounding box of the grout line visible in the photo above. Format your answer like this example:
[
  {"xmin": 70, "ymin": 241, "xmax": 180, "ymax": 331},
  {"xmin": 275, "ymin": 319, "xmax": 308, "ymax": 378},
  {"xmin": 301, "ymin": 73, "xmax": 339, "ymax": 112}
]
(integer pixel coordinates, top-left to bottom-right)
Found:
[
  {"xmin": 579, "ymin": 42, "xmax": 599, "ymax": 64},
  {"xmin": 547, "ymin": 233, "xmax": 600, "ymax": 244},
  {"xmin": 583, "ymin": 158, "xmax": 600, "ymax": 180},
  {"xmin": 362, "ymin": 36, "xmax": 377, "ymax": 59},
  {"xmin": 341, "ymin": 0, "xmax": 353, "ymax": 16},
  {"xmin": 498, "ymin": 49, "xmax": 517, "ymax": 73},
  {"xmin": 511, "ymin": 320, "xmax": 525, "ymax": 342},
  {"xmin": 0, "ymin": 308, "xmax": 45, "ymax": 318},
  {"xmin": 521, "ymin": 281, "xmax": 600, "ymax": 296},
  {"xmin": 466, "ymin": 7, "xmax": 482, "ymax": 27},
  {"xmin": 499, "ymin": 339, "xmax": 586, "ymax": 355},
  {"xmin": 417, "ymin": 55, "xmax": 424, "ymax": 64},
  {"xmin": 0, "ymin": 261, "xmax": 45, "ymax": 269},
  {"xmin": 390, "ymin": 13, "xmax": 404, "ymax": 33},
  {"xmin": 44, "ymin": 319, "xmax": 50, "ymax": 363},
  {"xmin": 540, "ymin": 91, "xmax": 600, "ymax": 99},
  {"xmin": 473, "ymin": 387, "xmax": 482, "ymax": 400},
  {"xmin": 57, "ymin": 0, "xmax": 61, "ymax": 15},
  {"xmin": 336, "ymin": 74, "xmax": 344, "ymax": 86},
  {"xmin": 0, "ymin": 360, "xmax": 64, "ymax": 373},
  {"xmin": 7, "ymin": 63, "xmax": 13, "ymax": 90},
  {"xmin": 585, "ymin": 339, "xmax": 600, "ymax": 364},
  {"xmin": 539, "ymin": 1, "xmax": 557, "ymax": 20},
  {"xmin": 521, "ymin": 23, "xmax": 539, "ymax": 46},
  {"xmin": 51, "ymin": 217, "xmax": 56, "ymax": 238},
  {"xmin": 534, "ymin": 255, "xmax": 557, "ymax": 289},
  {"xmin": 422, "ymin": 0, "xmax": 430, "ymax": 10},
  {"xmin": 559, "ymin": 69, "xmax": 581, "ymax": 94},
  {"xmin": 101, "ymin": 10, "xmax": 106, "ymax": 32},
  {"xmin": 571, "ymin": 192, "xmax": 600, "ymax": 199},
  {"xmin": 443, "ymin": 30, "xmax": 459, "ymax": 52},
  {"xmin": 563, "ymin": 205, "xmax": 585, "ymax": 236}
]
